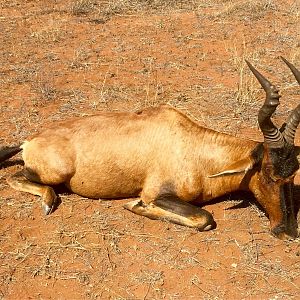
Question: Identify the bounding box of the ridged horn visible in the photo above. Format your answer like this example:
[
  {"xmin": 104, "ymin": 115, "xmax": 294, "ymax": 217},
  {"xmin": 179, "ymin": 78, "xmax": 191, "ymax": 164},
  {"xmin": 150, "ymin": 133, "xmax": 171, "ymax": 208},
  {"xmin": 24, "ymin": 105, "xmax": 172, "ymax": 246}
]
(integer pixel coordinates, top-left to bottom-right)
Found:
[
  {"xmin": 281, "ymin": 57, "xmax": 300, "ymax": 145},
  {"xmin": 246, "ymin": 60, "xmax": 284, "ymax": 148}
]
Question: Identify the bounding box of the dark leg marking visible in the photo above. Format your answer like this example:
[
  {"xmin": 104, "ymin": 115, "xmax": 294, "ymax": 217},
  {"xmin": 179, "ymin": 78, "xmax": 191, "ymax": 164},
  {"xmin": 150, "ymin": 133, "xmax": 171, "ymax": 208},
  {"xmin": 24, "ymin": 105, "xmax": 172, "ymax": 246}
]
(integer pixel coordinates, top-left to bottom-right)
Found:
[
  {"xmin": 124, "ymin": 194, "xmax": 216, "ymax": 231},
  {"xmin": 153, "ymin": 193, "xmax": 216, "ymax": 230}
]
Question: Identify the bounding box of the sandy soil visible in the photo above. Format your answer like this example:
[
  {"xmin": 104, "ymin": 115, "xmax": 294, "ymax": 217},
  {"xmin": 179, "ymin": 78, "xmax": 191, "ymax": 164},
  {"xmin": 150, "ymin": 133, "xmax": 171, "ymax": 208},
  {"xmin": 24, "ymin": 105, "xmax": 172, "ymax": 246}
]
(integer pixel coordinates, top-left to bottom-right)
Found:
[{"xmin": 1, "ymin": 1, "xmax": 300, "ymax": 299}]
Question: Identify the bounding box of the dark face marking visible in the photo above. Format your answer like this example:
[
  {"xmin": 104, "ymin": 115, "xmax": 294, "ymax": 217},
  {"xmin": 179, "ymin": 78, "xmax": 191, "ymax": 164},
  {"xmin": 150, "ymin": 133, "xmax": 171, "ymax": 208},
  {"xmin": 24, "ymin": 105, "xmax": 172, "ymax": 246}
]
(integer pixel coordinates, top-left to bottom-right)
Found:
[
  {"xmin": 271, "ymin": 183, "xmax": 298, "ymax": 238},
  {"xmin": 250, "ymin": 143, "xmax": 264, "ymax": 162},
  {"xmin": 268, "ymin": 145, "xmax": 299, "ymax": 179},
  {"xmin": 250, "ymin": 143, "xmax": 299, "ymax": 238},
  {"xmin": 250, "ymin": 143, "xmax": 299, "ymax": 180}
]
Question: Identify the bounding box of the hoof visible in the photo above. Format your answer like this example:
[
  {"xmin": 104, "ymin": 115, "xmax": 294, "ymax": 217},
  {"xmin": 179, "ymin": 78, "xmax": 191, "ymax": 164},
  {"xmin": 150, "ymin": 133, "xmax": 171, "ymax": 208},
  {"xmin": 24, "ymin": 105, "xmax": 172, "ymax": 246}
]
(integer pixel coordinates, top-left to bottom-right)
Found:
[
  {"xmin": 202, "ymin": 223, "xmax": 215, "ymax": 231},
  {"xmin": 196, "ymin": 217, "xmax": 217, "ymax": 231},
  {"xmin": 123, "ymin": 199, "xmax": 143, "ymax": 211},
  {"xmin": 42, "ymin": 202, "xmax": 54, "ymax": 215}
]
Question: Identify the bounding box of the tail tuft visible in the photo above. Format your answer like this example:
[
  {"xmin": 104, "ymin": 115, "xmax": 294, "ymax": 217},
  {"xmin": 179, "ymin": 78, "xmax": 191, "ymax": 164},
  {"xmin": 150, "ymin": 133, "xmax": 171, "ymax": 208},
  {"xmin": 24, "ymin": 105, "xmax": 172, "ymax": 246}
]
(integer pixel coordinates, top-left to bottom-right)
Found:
[{"xmin": 0, "ymin": 145, "xmax": 22, "ymax": 163}]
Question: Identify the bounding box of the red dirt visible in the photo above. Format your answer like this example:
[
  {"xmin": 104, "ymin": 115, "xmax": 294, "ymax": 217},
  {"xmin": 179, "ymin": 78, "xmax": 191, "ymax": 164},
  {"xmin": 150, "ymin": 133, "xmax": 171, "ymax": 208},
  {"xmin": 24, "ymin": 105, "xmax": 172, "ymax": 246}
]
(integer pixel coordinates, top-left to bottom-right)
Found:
[{"xmin": 1, "ymin": 1, "xmax": 300, "ymax": 299}]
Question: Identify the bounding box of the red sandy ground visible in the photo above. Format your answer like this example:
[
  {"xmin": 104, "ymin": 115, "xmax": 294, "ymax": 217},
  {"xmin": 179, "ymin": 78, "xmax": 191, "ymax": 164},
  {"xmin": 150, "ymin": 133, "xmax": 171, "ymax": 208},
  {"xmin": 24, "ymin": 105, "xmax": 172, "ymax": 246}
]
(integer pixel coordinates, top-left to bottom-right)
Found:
[{"xmin": 0, "ymin": 1, "xmax": 300, "ymax": 299}]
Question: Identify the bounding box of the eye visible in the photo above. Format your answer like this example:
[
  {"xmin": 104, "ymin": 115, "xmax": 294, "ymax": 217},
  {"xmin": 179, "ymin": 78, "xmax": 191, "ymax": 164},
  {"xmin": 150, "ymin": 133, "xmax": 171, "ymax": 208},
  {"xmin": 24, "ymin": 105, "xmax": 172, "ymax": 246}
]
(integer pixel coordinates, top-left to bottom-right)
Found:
[
  {"xmin": 264, "ymin": 165, "xmax": 273, "ymax": 175},
  {"xmin": 265, "ymin": 166, "xmax": 271, "ymax": 172},
  {"xmin": 262, "ymin": 165, "xmax": 279, "ymax": 182}
]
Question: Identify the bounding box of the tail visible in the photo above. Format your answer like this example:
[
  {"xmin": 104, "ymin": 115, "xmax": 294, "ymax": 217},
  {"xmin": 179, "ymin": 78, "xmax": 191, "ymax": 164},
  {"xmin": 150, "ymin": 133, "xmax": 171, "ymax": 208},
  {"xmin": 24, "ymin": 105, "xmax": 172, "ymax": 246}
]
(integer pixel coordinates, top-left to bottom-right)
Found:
[{"xmin": 0, "ymin": 144, "xmax": 22, "ymax": 163}]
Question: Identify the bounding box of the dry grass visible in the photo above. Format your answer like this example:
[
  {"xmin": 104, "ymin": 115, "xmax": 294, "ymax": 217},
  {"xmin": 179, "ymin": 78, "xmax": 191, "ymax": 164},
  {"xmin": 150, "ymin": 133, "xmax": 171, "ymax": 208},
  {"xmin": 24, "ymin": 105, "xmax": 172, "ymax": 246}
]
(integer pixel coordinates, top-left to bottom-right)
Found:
[
  {"xmin": 70, "ymin": 0, "xmax": 94, "ymax": 16},
  {"xmin": 213, "ymin": 0, "xmax": 277, "ymax": 20},
  {"xmin": 226, "ymin": 42, "xmax": 261, "ymax": 123},
  {"xmin": 1, "ymin": 0, "xmax": 300, "ymax": 299},
  {"xmin": 69, "ymin": 0, "xmax": 201, "ymax": 20},
  {"xmin": 32, "ymin": 71, "xmax": 57, "ymax": 103}
]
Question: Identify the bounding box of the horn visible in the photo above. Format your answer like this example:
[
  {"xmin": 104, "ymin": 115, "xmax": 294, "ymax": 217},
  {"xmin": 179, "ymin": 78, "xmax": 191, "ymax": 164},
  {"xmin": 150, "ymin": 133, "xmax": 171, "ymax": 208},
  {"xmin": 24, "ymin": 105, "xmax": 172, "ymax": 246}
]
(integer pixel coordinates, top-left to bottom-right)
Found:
[
  {"xmin": 281, "ymin": 57, "xmax": 300, "ymax": 145},
  {"xmin": 245, "ymin": 60, "xmax": 284, "ymax": 148},
  {"xmin": 281, "ymin": 56, "xmax": 300, "ymax": 85}
]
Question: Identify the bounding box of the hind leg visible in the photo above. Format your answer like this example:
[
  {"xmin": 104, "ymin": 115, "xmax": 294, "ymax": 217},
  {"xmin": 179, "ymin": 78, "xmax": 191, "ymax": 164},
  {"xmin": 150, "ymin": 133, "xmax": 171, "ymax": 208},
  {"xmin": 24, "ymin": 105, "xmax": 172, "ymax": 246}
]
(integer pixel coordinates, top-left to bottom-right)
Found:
[
  {"xmin": 124, "ymin": 194, "xmax": 216, "ymax": 231},
  {"xmin": 7, "ymin": 171, "xmax": 57, "ymax": 215}
]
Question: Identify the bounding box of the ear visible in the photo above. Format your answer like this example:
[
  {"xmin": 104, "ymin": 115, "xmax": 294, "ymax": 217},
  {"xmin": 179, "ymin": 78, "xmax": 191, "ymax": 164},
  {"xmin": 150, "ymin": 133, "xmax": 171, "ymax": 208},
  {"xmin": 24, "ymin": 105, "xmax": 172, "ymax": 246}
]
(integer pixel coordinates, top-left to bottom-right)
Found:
[{"xmin": 208, "ymin": 158, "xmax": 254, "ymax": 178}]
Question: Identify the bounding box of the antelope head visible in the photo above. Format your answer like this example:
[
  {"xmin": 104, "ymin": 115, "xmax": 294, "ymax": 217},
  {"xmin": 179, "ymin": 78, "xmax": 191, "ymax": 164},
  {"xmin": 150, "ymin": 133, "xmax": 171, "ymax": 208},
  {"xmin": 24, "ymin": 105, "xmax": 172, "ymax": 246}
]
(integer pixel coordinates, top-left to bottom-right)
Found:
[{"xmin": 246, "ymin": 57, "xmax": 300, "ymax": 239}]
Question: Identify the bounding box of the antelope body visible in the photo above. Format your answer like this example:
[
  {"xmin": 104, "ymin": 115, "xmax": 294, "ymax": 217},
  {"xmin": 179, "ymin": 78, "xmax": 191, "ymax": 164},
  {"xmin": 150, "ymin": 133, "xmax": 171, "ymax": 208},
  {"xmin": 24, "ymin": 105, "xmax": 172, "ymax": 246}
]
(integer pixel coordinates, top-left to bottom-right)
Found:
[{"xmin": 1, "ymin": 58, "xmax": 300, "ymax": 239}]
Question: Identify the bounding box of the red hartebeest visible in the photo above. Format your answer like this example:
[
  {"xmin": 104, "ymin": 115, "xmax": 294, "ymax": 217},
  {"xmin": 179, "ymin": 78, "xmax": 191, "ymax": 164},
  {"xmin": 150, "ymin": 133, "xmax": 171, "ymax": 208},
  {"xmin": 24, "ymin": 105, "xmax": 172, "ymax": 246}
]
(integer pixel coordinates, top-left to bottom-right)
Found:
[{"xmin": 1, "ymin": 57, "xmax": 300, "ymax": 239}]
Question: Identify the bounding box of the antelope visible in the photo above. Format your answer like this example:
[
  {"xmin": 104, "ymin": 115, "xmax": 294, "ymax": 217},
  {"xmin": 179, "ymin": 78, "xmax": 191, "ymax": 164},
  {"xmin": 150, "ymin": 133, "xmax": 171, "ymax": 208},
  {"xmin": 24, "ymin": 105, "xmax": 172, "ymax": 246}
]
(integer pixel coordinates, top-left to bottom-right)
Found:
[{"xmin": 1, "ymin": 58, "xmax": 300, "ymax": 240}]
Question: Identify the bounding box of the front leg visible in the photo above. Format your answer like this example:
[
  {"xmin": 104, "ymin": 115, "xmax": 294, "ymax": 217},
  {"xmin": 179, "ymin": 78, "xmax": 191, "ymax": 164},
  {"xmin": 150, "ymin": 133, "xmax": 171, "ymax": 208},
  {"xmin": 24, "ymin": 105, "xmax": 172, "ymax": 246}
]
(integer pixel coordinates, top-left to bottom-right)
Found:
[{"xmin": 124, "ymin": 194, "xmax": 216, "ymax": 231}]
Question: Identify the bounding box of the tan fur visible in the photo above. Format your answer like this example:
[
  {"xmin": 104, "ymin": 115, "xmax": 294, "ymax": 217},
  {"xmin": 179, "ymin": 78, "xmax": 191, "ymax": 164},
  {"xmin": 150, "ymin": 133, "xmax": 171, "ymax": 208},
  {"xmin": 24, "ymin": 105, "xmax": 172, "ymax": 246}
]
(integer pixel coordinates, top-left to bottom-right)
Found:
[{"xmin": 20, "ymin": 105, "xmax": 258, "ymax": 200}]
